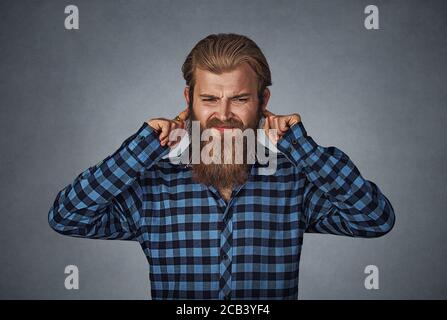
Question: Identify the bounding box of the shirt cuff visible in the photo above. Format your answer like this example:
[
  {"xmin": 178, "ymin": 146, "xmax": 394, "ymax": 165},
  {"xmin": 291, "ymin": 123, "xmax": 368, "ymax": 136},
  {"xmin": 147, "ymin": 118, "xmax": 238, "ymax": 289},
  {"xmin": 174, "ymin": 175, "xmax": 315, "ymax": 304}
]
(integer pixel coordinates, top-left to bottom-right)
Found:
[
  {"xmin": 123, "ymin": 122, "xmax": 170, "ymax": 168},
  {"xmin": 276, "ymin": 121, "xmax": 318, "ymax": 165}
]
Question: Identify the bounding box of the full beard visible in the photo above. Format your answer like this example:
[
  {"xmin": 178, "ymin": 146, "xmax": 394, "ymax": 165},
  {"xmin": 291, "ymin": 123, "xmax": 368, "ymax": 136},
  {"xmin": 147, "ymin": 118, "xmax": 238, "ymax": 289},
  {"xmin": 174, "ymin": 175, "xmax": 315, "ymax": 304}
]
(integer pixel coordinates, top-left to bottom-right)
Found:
[
  {"xmin": 190, "ymin": 111, "xmax": 261, "ymax": 190},
  {"xmin": 191, "ymin": 137, "xmax": 252, "ymax": 190}
]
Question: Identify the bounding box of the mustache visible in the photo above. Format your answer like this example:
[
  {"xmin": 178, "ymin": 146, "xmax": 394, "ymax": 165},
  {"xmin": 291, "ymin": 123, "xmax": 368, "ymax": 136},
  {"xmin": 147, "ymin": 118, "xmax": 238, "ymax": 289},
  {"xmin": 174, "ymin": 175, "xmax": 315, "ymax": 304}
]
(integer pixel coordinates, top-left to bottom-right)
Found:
[{"xmin": 205, "ymin": 118, "xmax": 244, "ymax": 129}]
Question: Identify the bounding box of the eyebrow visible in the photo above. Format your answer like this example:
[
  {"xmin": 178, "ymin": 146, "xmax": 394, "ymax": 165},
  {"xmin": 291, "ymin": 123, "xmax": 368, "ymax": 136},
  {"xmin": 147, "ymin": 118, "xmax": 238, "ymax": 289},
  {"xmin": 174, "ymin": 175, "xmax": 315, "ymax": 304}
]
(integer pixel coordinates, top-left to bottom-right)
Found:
[{"xmin": 199, "ymin": 93, "xmax": 252, "ymax": 99}]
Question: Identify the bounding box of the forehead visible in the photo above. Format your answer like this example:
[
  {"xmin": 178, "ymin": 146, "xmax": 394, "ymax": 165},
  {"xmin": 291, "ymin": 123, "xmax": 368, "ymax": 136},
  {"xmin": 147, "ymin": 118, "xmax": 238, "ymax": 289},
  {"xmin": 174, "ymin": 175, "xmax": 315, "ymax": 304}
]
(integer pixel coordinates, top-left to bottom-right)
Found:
[{"xmin": 194, "ymin": 62, "xmax": 257, "ymax": 94}]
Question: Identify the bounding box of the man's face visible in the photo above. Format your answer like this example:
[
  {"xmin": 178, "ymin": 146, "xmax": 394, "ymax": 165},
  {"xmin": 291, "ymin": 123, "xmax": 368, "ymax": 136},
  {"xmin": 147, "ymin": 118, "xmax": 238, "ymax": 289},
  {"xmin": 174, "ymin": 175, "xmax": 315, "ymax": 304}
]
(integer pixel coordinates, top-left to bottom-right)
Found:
[
  {"xmin": 183, "ymin": 62, "xmax": 270, "ymax": 190},
  {"xmin": 185, "ymin": 62, "xmax": 268, "ymax": 132}
]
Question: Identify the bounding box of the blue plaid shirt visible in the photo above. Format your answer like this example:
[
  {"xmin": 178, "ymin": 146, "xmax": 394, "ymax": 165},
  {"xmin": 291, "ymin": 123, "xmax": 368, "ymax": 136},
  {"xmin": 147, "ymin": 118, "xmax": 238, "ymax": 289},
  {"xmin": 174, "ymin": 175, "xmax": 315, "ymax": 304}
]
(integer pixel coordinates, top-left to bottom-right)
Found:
[{"xmin": 48, "ymin": 121, "xmax": 395, "ymax": 300}]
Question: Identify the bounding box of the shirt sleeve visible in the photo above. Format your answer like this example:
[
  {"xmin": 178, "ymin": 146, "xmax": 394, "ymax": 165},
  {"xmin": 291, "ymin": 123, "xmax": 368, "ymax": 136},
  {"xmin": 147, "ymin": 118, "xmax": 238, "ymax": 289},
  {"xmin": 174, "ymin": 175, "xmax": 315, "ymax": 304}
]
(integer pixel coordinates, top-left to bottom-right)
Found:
[
  {"xmin": 277, "ymin": 121, "xmax": 395, "ymax": 238},
  {"xmin": 48, "ymin": 122, "xmax": 169, "ymax": 240}
]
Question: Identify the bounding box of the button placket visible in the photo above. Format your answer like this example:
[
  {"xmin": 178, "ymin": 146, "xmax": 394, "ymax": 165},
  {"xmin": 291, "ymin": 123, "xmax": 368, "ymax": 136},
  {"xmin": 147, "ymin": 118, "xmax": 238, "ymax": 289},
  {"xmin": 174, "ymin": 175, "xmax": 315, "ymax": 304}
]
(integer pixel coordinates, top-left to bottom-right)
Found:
[{"xmin": 219, "ymin": 205, "xmax": 233, "ymax": 300}]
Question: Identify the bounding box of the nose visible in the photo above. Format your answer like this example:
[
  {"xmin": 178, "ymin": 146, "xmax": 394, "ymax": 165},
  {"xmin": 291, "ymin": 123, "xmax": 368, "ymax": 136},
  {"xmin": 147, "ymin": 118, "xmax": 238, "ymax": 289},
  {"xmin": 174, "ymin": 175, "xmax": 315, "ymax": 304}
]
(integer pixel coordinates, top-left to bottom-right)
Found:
[{"xmin": 215, "ymin": 98, "xmax": 233, "ymax": 122}]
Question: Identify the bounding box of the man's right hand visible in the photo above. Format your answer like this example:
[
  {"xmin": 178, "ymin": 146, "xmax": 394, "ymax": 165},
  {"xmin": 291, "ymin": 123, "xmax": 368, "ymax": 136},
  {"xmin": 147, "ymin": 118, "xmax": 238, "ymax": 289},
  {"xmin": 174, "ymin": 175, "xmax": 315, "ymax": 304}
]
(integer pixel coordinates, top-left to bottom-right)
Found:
[{"xmin": 146, "ymin": 107, "xmax": 190, "ymax": 148}]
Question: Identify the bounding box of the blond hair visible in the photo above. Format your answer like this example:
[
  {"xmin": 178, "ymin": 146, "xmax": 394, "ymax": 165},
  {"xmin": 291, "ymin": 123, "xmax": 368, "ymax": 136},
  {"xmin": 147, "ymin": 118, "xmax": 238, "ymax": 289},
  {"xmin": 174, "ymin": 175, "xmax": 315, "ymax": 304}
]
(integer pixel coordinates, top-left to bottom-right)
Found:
[{"xmin": 182, "ymin": 33, "xmax": 272, "ymax": 106}]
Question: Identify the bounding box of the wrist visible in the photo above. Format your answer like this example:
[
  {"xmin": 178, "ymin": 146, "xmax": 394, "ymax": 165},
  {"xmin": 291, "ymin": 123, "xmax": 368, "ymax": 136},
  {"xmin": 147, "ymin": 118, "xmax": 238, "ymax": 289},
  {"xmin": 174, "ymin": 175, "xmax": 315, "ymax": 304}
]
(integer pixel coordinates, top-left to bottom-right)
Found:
[{"xmin": 289, "ymin": 114, "xmax": 301, "ymax": 128}]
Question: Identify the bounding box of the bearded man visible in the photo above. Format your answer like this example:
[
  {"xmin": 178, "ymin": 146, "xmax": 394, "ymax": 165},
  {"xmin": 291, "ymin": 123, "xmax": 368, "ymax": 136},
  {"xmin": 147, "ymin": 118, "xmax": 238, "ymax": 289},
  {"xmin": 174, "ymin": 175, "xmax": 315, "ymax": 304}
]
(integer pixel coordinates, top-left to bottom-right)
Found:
[{"xmin": 48, "ymin": 33, "xmax": 395, "ymax": 300}]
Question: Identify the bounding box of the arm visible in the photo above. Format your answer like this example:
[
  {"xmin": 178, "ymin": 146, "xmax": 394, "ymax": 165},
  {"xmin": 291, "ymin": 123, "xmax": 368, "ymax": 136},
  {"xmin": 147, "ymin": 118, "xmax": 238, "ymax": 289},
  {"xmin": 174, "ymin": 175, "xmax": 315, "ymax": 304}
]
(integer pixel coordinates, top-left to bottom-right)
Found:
[
  {"xmin": 277, "ymin": 122, "xmax": 395, "ymax": 238},
  {"xmin": 48, "ymin": 122, "xmax": 169, "ymax": 240}
]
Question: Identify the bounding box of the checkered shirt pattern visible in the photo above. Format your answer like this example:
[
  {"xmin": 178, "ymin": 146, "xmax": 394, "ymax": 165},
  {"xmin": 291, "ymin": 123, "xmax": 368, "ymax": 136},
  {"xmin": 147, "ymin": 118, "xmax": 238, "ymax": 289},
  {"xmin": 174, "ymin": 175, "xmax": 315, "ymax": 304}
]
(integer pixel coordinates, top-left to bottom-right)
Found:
[{"xmin": 48, "ymin": 121, "xmax": 395, "ymax": 300}]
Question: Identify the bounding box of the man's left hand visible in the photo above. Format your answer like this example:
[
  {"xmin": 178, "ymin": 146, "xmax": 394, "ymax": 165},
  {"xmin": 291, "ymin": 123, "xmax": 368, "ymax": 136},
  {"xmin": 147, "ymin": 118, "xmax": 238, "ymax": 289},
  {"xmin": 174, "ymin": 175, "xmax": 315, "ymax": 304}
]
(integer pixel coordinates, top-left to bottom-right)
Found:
[{"xmin": 262, "ymin": 110, "xmax": 301, "ymax": 144}]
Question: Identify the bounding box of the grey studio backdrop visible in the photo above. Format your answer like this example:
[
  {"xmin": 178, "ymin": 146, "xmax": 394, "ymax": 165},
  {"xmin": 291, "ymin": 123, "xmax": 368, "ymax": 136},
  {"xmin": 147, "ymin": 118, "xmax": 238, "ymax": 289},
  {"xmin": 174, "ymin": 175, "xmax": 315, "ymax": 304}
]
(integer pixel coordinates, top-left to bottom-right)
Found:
[{"xmin": 0, "ymin": 0, "xmax": 446, "ymax": 299}]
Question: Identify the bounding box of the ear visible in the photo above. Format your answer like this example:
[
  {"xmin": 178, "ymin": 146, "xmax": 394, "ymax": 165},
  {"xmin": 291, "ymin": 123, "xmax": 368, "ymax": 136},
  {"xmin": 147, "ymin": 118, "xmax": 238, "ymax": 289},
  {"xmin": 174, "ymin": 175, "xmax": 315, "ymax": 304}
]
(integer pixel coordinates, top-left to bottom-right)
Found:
[
  {"xmin": 183, "ymin": 86, "xmax": 191, "ymax": 106},
  {"xmin": 260, "ymin": 87, "xmax": 270, "ymax": 112}
]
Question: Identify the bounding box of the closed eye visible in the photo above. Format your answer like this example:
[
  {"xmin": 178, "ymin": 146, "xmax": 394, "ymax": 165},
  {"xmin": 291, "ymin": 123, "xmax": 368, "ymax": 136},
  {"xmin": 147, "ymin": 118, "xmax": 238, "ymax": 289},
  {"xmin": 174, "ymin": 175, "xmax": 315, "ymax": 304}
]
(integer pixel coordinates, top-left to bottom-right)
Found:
[
  {"xmin": 233, "ymin": 98, "xmax": 249, "ymax": 104},
  {"xmin": 200, "ymin": 96, "xmax": 250, "ymax": 103}
]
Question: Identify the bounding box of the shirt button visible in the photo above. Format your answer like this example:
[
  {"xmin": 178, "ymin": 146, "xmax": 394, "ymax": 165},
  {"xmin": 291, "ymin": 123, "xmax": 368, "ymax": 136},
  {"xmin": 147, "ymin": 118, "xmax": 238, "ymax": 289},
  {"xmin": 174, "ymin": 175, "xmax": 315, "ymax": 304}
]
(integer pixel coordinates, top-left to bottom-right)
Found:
[
  {"xmin": 222, "ymin": 253, "xmax": 229, "ymax": 261},
  {"xmin": 292, "ymin": 139, "xmax": 298, "ymax": 145},
  {"xmin": 224, "ymin": 293, "xmax": 231, "ymax": 300}
]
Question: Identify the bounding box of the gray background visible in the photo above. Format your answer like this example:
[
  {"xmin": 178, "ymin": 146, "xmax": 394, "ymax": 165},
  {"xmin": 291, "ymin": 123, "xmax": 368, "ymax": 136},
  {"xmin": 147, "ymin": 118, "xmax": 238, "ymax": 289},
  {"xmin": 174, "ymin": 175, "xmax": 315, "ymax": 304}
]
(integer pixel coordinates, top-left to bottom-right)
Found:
[{"xmin": 1, "ymin": 0, "xmax": 446, "ymax": 299}]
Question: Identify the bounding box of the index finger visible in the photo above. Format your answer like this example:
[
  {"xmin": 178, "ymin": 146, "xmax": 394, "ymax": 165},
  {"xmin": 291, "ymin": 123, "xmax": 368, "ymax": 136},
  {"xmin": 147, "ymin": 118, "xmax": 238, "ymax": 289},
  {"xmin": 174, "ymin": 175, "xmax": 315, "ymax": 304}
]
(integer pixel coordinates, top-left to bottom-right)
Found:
[
  {"xmin": 262, "ymin": 109, "xmax": 275, "ymax": 117},
  {"xmin": 177, "ymin": 107, "xmax": 190, "ymax": 121}
]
